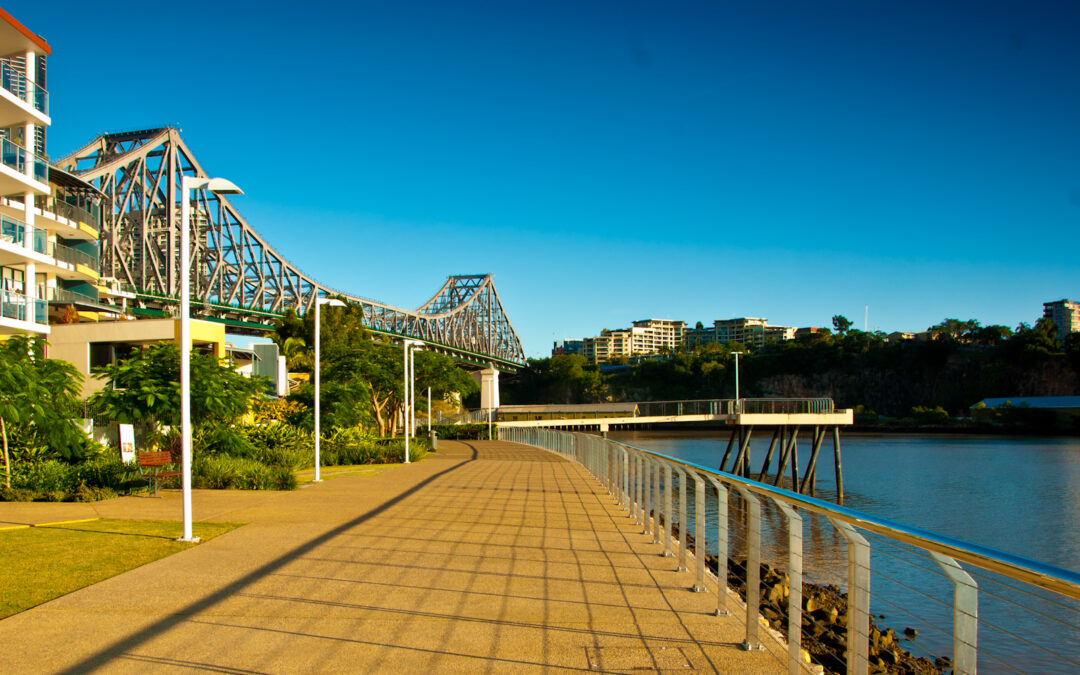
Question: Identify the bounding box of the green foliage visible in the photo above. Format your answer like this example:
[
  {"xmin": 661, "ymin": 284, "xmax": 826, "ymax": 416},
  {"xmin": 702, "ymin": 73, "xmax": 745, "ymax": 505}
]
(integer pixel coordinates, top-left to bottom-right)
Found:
[
  {"xmin": 243, "ymin": 422, "xmax": 312, "ymax": 469},
  {"xmin": 910, "ymin": 406, "xmax": 950, "ymax": 425},
  {"xmin": 832, "ymin": 315, "xmax": 852, "ymax": 335},
  {"xmin": 0, "ymin": 334, "xmax": 90, "ymax": 488},
  {"xmin": 319, "ymin": 427, "xmax": 428, "ymax": 465},
  {"xmin": 430, "ymin": 423, "xmax": 492, "ymax": 440},
  {"xmin": 89, "ymin": 342, "xmax": 263, "ymax": 430},
  {"xmin": 193, "ymin": 454, "xmax": 297, "ymax": 490}
]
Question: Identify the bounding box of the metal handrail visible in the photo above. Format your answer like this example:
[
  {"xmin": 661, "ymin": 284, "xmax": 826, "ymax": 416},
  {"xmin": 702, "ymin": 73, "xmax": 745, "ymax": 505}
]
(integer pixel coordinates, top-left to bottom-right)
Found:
[
  {"xmin": 622, "ymin": 440, "xmax": 1080, "ymax": 599},
  {"xmin": 51, "ymin": 240, "xmax": 98, "ymax": 268},
  {"xmin": 502, "ymin": 426, "xmax": 1080, "ymax": 674},
  {"xmin": 35, "ymin": 196, "xmax": 100, "ymax": 230}
]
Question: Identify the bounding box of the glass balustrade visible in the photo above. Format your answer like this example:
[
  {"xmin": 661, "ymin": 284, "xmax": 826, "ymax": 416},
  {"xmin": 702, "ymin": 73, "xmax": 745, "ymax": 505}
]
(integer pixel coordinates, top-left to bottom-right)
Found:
[
  {"xmin": 1, "ymin": 214, "xmax": 25, "ymax": 245},
  {"xmin": 0, "ymin": 138, "xmax": 48, "ymax": 185},
  {"xmin": 0, "ymin": 62, "xmax": 48, "ymax": 115},
  {"xmin": 51, "ymin": 241, "xmax": 99, "ymax": 268},
  {"xmin": 0, "ymin": 288, "xmax": 47, "ymax": 324}
]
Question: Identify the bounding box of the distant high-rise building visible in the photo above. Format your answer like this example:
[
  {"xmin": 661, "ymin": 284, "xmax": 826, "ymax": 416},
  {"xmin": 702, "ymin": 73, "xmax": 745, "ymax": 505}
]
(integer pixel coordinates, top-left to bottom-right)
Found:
[
  {"xmin": 713, "ymin": 317, "xmax": 795, "ymax": 350},
  {"xmin": 551, "ymin": 339, "xmax": 584, "ymax": 357},
  {"xmin": 1043, "ymin": 299, "xmax": 1080, "ymax": 342}
]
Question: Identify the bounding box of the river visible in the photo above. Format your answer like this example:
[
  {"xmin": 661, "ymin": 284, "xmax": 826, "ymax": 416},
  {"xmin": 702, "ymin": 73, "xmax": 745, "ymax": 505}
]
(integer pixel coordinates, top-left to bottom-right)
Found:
[{"xmin": 606, "ymin": 430, "xmax": 1080, "ymax": 672}]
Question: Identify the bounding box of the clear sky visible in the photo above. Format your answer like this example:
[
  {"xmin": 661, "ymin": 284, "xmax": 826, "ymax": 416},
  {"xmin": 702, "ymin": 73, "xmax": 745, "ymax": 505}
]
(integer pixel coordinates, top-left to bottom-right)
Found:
[{"xmin": 15, "ymin": 1, "xmax": 1080, "ymax": 357}]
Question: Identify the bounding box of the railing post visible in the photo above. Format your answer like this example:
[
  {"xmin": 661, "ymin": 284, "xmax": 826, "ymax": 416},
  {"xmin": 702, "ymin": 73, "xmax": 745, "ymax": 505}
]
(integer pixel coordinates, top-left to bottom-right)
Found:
[
  {"xmin": 733, "ymin": 486, "xmax": 762, "ymax": 650},
  {"xmin": 771, "ymin": 498, "xmax": 803, "ymax": 674},
  {"xmin": 622, "ymin": 447, "xmax": 629, "ymax": 511},
  {"xmin": 931, "ymin": 553, "xmax": 979, "ymax": 675},
  {"xmin": 827, "ymin": 517, "xmax": 870, "ymax": 675},
  {"xmin": 706, "ymin": 476, "xmax": 730, "ymax": 616},
  {"xmin": 663, "ymin": 462, "xmax": 674, "ymax": 557},
  {"xmin": 676, "ymin": 465, "xmax": 689, "ymax": 571},
  {"xmin": 691, "ymin": 472, "xmax": 707, "ymax": 592}
]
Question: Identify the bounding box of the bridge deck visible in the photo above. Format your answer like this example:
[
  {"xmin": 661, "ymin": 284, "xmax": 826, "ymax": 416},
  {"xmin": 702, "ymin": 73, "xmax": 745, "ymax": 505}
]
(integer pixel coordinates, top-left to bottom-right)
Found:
[{"xmin": 0, "ymin": 441, "xmax": 786, "ymax": 672}]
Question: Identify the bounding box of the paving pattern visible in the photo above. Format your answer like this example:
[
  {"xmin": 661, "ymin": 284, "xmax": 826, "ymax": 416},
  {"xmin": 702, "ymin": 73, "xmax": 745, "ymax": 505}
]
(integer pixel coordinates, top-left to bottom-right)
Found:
[{"xmin": 0, "ymin": 441, "xmax": 787, "ymax": 673}]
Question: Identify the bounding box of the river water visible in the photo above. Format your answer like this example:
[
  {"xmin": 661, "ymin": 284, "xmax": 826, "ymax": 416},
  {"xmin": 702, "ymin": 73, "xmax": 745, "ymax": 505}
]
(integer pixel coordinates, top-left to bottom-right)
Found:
[{"xmin": 607, "ymin": 430, "xmax": 1080, "ymax": 672}]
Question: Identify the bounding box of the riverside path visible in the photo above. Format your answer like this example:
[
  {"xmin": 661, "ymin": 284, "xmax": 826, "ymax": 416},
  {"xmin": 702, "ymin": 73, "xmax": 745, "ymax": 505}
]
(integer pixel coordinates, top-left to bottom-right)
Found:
[{"xmin": 0, "ymin": 441, "xmax": 786, "ymax": 673}]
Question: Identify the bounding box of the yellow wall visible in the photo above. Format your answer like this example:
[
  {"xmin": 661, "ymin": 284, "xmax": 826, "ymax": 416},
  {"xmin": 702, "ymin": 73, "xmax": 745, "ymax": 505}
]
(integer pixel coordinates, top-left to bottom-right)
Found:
[{"xmin": 49, "ymin": 318, "xmax": 227, "ymax": 397}]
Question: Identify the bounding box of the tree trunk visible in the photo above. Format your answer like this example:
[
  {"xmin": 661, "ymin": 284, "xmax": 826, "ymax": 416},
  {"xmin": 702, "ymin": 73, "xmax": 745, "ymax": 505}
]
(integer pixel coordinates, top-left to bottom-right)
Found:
[{"xmin": 1, "ymin": 415, "xmax": 9, "ymax": 490}]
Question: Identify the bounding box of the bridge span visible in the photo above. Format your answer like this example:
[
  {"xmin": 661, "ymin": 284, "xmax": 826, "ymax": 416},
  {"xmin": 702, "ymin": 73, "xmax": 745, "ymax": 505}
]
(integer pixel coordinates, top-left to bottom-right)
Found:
[{"xmin": 56, "ymin": 128, "xmax": 526, "ymax": 370}]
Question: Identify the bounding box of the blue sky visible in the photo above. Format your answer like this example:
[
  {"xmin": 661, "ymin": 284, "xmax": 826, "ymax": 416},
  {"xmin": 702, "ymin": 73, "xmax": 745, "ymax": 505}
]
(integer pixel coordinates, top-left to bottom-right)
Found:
[{"xmin": 16, "ymin": 1, "xmax": 1080, "ymax": 356}]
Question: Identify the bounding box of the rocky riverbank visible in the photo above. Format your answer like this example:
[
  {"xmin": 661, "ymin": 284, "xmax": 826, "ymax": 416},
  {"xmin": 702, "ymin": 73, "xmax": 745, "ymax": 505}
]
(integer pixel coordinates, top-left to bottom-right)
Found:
[{"xmin": 662, "ymin": 521, "xmax": 950, "ymax": 673}]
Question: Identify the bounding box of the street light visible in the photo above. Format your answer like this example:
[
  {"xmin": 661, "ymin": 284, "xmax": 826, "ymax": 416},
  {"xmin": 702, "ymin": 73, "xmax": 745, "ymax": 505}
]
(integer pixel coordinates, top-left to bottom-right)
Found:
[
  {"xmin": 402, "ymin": 339, "xmax": 424, "ymax": 463},
  {"xmin": 731, "ymin": 350, "xmax": 744, "ymax": 413},
  {"xmin": 180, "ymin": 175, "xmax": 242, "ymax": 543},
  {"xmin": 314, "ymin": 297, "xmax": 346, "ymax": 483}
]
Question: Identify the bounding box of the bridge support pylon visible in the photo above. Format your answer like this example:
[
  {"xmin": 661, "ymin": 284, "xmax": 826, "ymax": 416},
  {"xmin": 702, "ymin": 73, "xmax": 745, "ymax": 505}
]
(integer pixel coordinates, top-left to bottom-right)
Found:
[{"xmin": 473, "ymin": 368, "xmax": 500, "ymax": 410}]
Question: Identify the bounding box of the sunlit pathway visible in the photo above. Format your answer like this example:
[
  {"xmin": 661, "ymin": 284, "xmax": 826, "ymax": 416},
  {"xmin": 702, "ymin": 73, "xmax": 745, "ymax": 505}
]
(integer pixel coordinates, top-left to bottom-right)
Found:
[{"xmin": 0, "ymin": 441, "xmax": 786, "ymax": 673}]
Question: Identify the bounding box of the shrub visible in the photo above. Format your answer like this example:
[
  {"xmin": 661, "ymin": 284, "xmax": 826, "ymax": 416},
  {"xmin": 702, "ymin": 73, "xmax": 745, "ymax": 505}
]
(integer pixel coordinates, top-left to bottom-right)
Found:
[
  {"xmin": 74, "ymin": 484, "xmax": 119, "ymax": 502},
  {"xmin": 195, "ymin": 423, "xmax": 258, "ymax": 458},
  {"xmin": 911, "ymin": 406, "xmax": 950, "ymax": 426},
  {"xmin": 12, "ymin": 459, "xmax": 79, "ymax": 494},
  {"xmin": 192, "ymin": 454, "xmax": 296, "ymax": 491},
  {"xmin": 77, "ymin": 454, "xmax": 143, "ymax": 493},
  {"xmin": 242, "ymin": 422, "xmax": 312, "ymax": 469},
  {"xmin": 430, "ymin": 424, "xmax": 493, "ymax": 440},
  {"xmin": 0, "ymin": 487, "xmax": 34, "ymax": 502}
]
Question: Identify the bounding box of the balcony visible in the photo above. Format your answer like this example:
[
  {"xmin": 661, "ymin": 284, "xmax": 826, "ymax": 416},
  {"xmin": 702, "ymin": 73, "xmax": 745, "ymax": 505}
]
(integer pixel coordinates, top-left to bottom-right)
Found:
[
  {"xmin": 0, "ymin": 213, "xmax": 99, "ymax": 280},
  {"xmin": 0, "ymin": 137, "xmax": 48, "ymax": 195},
  {"xmin": 30, "ymin": 195, "xmax": 100, "ymax": 241},
  {"xmin": 0, "ymin": 288, "xmax": 48, "ymax": 329},
  {"xmin": 0, "ymin": 60, "xmax": 49, "ymax": 127}
]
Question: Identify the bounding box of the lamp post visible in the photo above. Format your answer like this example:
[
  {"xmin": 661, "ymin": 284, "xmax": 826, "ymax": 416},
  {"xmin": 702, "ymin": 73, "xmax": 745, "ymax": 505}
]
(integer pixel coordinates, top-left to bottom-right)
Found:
[
  {"xmin": 180, "ymin": 175, "xmax": 242, "ymax": 543},
  {"xmin": 402, "ymin": 339, "xmax": 424, "ymax": 463},
  {"xmin": 314, "ymin": 297, "xmax": 346, "ymax": 483},
  {"xmin": 731, "ymin": 350, "xmax": 744, "ymax": 413}
]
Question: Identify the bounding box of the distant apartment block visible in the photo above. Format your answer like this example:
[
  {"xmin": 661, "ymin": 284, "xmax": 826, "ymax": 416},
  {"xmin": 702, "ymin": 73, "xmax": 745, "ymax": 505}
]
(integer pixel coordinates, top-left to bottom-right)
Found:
[
  {"xmin": 577, "ymin": 318, "xmax": 686, "ymax": 364},
  {"xmin": 551, "ymin": 339, "xmax": 584, "ymax": 357},
  {"xmin": 1043, "ymin": 299, "xmax": 1080, "ymax": 342},
  {"xmin": 714, "ymin": 317, "xmax": 795, "ymax": 350}
]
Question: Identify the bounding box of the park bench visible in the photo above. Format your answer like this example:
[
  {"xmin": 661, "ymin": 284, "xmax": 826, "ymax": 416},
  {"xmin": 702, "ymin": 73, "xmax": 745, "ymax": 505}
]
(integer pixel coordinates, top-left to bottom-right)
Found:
[{"xmin": 137, "ymin": 451, "xmax": 180, "ymax": 496}]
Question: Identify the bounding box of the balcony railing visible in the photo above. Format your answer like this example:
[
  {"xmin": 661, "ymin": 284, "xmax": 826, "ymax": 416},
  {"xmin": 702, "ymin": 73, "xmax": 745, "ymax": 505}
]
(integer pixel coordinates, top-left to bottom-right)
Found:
[
  {"xmin": 46, "ymin": 287, "xmax": 98, "ymax": 305},
  {"xmin": 0, "ymin": 214, "xmax": 46, "ymax": 254},
  {"xmin": 0, "ymin": 61, "xmax": 48, "ymax": 116},
  {"xmin": 50, "ymin": 240, "xmax": 99, "ymax": 269},
  {"xmin": 0, "ymin": 288, "xmax": 47, "ymax": 324},
  {"xmin": 1, "ymin": 138, "xmax": 47, "ymax": 184},
  {"xmin": 35, "ymin": 196, "xmax": 101, "ymax": 230}
]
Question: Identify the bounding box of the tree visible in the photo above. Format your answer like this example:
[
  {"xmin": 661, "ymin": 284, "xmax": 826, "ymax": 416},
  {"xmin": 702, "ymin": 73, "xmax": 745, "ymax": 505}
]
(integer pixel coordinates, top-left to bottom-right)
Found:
[
  {"xmin": 0, "ymin": 335, "xmax": 86, "ymax": 488},
  {"xmin": 90, "ymin": 342, "xmax": 263, "ymax": 435},
  {"xmin": 832, "ymin": 315, "xmax": 852, "ymax": 335}
]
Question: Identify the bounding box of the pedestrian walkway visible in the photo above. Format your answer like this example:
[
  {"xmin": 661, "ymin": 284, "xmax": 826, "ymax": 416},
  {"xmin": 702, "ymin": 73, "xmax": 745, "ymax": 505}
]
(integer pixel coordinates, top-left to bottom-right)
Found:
[{"xmin": 0, "ymin": 441, "xmax": 787, "ymax": 673}]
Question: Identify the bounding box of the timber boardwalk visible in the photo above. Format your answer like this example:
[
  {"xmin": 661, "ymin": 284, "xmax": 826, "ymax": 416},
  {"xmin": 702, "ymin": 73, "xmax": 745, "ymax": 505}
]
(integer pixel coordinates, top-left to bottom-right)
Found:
[{"xmin": 0, "ymin": 441, "xmax": 785, "ymax": 673}]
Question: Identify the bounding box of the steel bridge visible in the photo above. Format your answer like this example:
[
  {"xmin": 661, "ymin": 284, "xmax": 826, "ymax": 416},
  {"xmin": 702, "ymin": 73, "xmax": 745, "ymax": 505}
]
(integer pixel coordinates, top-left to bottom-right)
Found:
[{"xmin": 55, "ymin": 127, "xmax": 525, "ymax": 369}]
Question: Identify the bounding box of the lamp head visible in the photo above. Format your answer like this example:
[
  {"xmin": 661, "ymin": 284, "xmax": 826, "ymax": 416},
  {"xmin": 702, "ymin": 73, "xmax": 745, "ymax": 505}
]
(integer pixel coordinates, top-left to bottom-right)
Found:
[{"xmin": 183, "ymin": 175, "xmax": 244, "ymax": 195}]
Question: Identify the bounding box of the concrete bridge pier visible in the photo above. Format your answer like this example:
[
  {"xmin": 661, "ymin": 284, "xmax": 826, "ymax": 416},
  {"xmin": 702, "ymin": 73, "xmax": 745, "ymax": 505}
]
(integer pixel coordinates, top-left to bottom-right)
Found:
[{"xmin": 472, "ymin": 367, "xmax": 500, "ymax": 410}]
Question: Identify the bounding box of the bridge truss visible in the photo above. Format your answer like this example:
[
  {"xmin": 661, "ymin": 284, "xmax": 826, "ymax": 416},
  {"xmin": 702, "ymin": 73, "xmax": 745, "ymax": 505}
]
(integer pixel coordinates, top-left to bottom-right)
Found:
[{"xmin": 56, "ymin": 127, "xmax": 525, "ymax": 368}]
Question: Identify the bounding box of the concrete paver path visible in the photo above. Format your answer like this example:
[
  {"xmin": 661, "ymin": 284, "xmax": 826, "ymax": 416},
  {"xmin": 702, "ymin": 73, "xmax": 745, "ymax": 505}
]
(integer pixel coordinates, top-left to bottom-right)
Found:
[{"xmin": 0, "ymin": 441, "xmax": 786, "ymax": 673}]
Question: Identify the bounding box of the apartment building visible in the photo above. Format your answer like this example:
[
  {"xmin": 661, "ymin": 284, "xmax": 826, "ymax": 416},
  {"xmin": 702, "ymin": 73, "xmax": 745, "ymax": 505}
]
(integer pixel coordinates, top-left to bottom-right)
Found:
[
  {"xmin": 1043, "ymin": 299, "xmax": 1080, "ymax": 342},
  {"xmin": 0, "ymin": 10, "xmax": 107, "ymax": 337},
  {"xmin": 713, "ymin": 317, "xmax": 794, "ymax": 350}
]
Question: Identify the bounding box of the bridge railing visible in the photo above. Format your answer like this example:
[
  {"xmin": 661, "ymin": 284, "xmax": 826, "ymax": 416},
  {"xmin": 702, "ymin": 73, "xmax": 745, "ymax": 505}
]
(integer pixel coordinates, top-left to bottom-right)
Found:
[{"xmin": 500, "ymin": 427, "xmax": 1080, "ymax": 674}]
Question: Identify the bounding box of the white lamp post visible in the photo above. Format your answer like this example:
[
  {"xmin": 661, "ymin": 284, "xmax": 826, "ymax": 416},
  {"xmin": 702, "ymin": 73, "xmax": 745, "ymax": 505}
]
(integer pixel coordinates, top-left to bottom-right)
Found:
[
  {"xmin": 402, "ymin": 339, "xmax": 424, "ymax": 463},
  {"xmin": 314, "ymin": 297, "xmax": 346, "ymax": 483},
  {"xmin": 180, "ymin": 175, "xmax": 242, "ymax": 543},
  {"xmin": 731, "ymin": 350, "xmax": 744, "ymax": 413}
]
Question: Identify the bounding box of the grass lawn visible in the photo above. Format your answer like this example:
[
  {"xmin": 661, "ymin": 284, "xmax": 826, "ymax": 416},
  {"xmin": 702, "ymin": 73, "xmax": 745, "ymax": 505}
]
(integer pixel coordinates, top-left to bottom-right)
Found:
[
  {"xmin": 293, "ymin": 463, "xmax": 399, "ymax": 484},
  {"xmin": 0, "ymin": 519, "xmax": 244, "ymax": 619}
]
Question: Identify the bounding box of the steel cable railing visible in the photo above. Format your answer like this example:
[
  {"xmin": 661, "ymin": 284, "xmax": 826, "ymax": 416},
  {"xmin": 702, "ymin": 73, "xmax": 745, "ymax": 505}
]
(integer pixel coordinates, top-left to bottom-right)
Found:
[{"xmin": 501, "ymin": 426, "xmax": 1080, "ymax": 674}]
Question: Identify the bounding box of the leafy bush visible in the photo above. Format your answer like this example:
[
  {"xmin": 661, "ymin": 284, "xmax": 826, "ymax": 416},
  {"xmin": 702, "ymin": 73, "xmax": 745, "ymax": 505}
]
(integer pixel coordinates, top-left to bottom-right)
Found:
[
  {"xmin": 193, "ymin": 454, "xmax": 296, "ymax": 490},
  {"xmin": 194, "ymin": 423, "xmax": 258, "ymax": 458},
  {"xmin": 430, "ymin": 424, "xmax": 493, "ymax": 440},
  {"xmin": 77, "ymin": 454, "xmax": 143, "ymax": 493},
  {"xmin": 910, "ymin": 406, "xmax": 950, "ymax": 426},
  {"xmin": 242, "ymin": 422, "xmax": 312, "ymax": 469},
  {"xmin": 251, "ymin": 397, "xmax": 308, "ymax": 426},
  {"xmin": 12, "ymin": 459, "xmax": 79, "ymax": 494}
]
